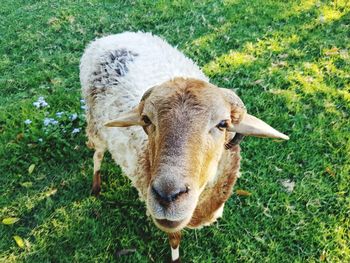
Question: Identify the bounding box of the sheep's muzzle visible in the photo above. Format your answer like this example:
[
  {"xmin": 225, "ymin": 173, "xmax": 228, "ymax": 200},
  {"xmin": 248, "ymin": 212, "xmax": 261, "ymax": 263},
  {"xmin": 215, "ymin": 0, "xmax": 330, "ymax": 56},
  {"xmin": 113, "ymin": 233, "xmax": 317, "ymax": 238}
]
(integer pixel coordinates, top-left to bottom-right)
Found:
[{"xmin": 147, "ymin": 167, "xmax": 199, "ymax": 232}]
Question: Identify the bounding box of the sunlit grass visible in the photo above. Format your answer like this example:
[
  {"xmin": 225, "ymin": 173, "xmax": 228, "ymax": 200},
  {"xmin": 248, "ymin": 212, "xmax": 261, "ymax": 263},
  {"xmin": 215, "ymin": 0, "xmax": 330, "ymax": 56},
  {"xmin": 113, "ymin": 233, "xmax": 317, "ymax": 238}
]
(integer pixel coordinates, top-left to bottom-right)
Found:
[
  {"xmin": 320, "ymin": 4, "xmax": 345, "ymax": 22},
  {"xmin": 203, "ymin": 51, "xmax": 256, "ymax": 75},
  {"xmin": 192, "ymin": 22, "xmax": 232, "ymax": 47}
]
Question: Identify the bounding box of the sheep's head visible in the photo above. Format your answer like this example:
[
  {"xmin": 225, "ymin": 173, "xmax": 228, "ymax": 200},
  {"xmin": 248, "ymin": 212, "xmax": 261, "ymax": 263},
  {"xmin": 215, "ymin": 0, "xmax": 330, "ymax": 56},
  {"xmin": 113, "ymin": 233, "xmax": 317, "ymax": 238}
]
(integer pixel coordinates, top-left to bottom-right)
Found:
[{"xmin": 105, "ymin": 78, "xmax": 288, "ymax": 233}]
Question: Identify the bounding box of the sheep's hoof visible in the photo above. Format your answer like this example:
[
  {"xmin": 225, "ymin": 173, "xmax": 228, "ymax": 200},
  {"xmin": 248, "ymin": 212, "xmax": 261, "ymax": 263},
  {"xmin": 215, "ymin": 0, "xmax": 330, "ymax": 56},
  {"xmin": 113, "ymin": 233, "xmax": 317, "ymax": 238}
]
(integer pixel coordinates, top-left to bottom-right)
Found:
[{"xmin": 91, "ymin": 185, "xmax": 101, "ymax": 197}]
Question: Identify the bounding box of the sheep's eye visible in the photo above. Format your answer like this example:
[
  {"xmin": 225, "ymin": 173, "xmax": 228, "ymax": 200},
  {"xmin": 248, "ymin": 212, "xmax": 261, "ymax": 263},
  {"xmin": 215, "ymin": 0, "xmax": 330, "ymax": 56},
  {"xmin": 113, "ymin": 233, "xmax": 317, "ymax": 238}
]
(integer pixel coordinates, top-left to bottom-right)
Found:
[
  {"xmin": 141, "ymin": 115, "xmax": 152, "ymax": 125},
  {"xmin": 216, "ymin": 120, "xmax": 229, "ymax": 131}
]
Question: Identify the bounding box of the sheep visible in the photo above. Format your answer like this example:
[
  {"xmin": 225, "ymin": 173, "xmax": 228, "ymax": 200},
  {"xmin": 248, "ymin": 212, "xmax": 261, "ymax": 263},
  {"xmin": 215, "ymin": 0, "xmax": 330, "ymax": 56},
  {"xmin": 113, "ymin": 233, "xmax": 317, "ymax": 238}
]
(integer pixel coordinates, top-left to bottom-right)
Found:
[{"xmin": 80, "ymin": 32, "xmax": 289, "ymax": 262}]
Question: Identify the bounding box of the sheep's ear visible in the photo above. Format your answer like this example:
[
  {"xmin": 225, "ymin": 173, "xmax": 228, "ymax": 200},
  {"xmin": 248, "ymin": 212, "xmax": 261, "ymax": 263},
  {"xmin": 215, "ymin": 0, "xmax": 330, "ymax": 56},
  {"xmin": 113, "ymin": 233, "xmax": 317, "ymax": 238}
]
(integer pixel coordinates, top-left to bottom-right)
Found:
[
  {"xmin": 104, "ymin": 107, "xmax": 143, "ymax": 127},
  {"xmin": 228, "ymin": 113, "xmax": 289, "ymax": 140},
  {"xmin": 220, "ymin": 88, "xmax": 289, "ymax": 140}
]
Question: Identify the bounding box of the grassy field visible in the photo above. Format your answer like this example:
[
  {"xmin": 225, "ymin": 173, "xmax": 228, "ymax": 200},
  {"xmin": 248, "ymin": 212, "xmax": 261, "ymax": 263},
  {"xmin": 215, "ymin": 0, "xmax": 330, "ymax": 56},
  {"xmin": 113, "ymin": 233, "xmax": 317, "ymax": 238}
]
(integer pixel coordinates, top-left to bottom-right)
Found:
[{"xmin": 0, "ymin": 0, "xmax": 349, "ymax": 262}]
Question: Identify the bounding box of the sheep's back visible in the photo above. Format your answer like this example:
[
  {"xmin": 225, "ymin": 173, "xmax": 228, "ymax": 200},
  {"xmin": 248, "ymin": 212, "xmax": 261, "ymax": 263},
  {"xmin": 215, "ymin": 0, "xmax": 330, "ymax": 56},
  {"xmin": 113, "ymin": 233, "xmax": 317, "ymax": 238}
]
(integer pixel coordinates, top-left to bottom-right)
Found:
[{"xmin": 80, "ymin": 31, "xmax": 208, "ymax": 106}]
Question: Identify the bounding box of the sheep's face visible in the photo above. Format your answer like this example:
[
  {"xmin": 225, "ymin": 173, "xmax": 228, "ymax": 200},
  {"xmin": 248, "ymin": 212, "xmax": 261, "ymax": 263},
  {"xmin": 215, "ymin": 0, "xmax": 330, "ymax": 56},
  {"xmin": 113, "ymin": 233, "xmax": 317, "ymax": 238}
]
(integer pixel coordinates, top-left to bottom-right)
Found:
[
  {"xmin": 139, "ymin": 78, "xmax": 245, "ymax": 232},
  {"xmin": 105, "ymin": 77, "xmax": 288, "ymax": 233}
]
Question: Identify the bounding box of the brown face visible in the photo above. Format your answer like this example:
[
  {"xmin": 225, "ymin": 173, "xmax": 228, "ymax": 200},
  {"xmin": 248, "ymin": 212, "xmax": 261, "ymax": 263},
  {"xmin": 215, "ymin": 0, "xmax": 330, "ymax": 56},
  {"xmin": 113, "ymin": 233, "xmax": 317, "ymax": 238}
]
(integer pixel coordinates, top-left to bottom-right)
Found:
[
  {"xmin": 139, "ymin": 78, "xmax": 244, "ymax": 232},
  {"xmin": 105, "ymin": 77, "xmax": 289, "ymax": 233}
]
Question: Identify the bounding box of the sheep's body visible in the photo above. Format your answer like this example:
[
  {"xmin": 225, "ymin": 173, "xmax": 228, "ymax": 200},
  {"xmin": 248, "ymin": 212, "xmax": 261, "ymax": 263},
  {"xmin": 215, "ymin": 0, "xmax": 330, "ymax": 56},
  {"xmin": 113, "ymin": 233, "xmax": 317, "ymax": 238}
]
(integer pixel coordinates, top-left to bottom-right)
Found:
[
  {"xmin": 80, "ymin": 31, "xmax": 240, "ymax": 228},
  {"xmin": 80, "ymin": 32, "xmax": 290, "ymax": 262}
]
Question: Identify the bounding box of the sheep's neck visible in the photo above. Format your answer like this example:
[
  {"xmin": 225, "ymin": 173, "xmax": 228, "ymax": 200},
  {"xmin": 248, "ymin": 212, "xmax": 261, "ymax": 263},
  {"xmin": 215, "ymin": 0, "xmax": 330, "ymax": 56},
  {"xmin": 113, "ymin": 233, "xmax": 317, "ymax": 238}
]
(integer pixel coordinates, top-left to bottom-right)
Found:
[
  {"xmin": 188, "ymin": 145, "xmax": 241, "ymax": 228},
  {"xmin": 133, "ymin": 142, "xmax": 152, "ymax": 201}
]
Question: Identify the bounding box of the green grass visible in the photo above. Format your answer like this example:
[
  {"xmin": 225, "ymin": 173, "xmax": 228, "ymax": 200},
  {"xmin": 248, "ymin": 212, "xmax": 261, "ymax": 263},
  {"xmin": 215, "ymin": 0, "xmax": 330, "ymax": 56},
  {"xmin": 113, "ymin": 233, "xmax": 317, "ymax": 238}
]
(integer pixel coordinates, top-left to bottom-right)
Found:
[{"xmin": 0, "ymin": 0, "xmax": 349, "ymax": 262}]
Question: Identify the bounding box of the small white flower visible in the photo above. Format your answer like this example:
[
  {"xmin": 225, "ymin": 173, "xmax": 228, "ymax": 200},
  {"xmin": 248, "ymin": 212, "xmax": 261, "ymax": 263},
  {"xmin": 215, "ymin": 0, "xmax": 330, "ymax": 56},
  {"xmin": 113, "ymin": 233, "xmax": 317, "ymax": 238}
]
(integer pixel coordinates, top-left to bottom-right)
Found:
[
  {"xmin": 43, "ymin": 118, "xmax": 58, "ymax": 126},
  {"xmin": 43, "ymin": 118, "xmax": 51, "ymax": 126},
  {"xmin": 24, "ymin": 119, "xmax": 32, "ymax": 125},
  {"xmin": 70, "ymin": 113, "xmax": 78, "ymax": 121},
  {"xmin": 38, "ymin": 138, "xmax": 43, "ymax": 142},
  {"xmin": 41, "ymin": 101, "xmax": 48, "ymax": 107},
  {"xmin": 33, "ymin": 96, "xmax": 49, "ymax": 108},
  {"xmin": 72, "ymin": 128, "xmax": 81, "ymax": 134},
  {"xmin": 80, "ymin": 99, "xmax": 85, "ymax": 104},
  {"xmin": 56, "ymin": 112, "xmax": 64, "ymax": 118},
  {"xmin": 33, "ymin": 102, "xmax": 41, "ymax": 108},
  {"xmin": 81, "ymin": 105, "xmax": 88, "ymax": 110}
]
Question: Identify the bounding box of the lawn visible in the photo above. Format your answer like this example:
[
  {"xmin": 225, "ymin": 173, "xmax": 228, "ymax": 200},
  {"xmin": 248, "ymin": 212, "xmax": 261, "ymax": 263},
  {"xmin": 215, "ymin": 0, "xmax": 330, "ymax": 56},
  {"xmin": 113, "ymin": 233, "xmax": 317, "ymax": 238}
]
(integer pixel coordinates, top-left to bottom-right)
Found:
[{"xmin": 0, "ymin": 0, "xmax": 349, "ymax": 262}]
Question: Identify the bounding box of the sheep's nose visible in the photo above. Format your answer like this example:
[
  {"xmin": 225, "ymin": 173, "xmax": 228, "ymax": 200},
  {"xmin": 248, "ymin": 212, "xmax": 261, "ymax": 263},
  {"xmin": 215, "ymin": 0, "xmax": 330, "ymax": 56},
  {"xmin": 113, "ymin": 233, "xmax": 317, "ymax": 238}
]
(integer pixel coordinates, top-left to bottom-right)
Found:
[{"xmin": 151, "ymin": 184, "xmax": 189, "ymax": 205}]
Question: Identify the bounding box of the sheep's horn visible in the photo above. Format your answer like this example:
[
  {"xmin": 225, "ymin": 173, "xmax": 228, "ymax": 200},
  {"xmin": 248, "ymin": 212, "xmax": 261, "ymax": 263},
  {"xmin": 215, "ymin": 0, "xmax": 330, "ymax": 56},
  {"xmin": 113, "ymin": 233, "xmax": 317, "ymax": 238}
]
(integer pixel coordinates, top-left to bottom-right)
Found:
[
  {"xmin": 104, "ymin": 107, "xmax": 142, "ymax": 127},
  {"xmin": 228, "ymin": 114, "xmax": 289, "ymax": 140},
  {"xmin": 105, "ymin": 87, "xmax": 156, "ymax": 128}
]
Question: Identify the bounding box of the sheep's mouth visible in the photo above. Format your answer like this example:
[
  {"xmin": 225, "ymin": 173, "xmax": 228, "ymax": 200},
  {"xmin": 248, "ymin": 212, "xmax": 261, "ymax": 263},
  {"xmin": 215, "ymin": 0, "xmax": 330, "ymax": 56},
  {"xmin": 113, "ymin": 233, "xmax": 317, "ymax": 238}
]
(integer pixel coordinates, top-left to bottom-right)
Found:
[
  {"xmin": 155, "ymin": 218, "xmax": 185, "ymax": 232},
  {"xmin": 147, "ymin": 184, "xmax": 198, "ymax": 232}
]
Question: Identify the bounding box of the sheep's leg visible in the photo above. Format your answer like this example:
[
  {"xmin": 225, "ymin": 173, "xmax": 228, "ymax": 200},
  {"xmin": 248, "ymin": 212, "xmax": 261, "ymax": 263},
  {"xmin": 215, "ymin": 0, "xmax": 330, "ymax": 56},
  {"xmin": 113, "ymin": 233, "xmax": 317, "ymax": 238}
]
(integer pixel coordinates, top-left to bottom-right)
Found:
[
  {"xmin": 168, "ymin": 232, "xmax": 181, "ymax": 263},
  {"xmin": 91, "ymin": 149, "xmax": 105, "ymax": 196}
]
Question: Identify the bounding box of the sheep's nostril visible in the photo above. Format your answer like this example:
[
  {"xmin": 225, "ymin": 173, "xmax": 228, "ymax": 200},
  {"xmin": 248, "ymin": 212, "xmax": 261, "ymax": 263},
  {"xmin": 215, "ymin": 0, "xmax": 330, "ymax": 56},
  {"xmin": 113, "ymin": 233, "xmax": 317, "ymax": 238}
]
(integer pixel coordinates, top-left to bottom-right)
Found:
[{"xmin": 152, "ymin": 185, "xmax": 189, "ymax": 204}]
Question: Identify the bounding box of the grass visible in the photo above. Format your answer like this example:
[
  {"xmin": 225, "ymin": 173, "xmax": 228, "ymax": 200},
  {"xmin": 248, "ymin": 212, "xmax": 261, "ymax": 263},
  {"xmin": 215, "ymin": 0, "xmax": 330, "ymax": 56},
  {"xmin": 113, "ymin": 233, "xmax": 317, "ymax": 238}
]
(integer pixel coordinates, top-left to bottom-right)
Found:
[{"xmin": 0, "ymin": 0, "xmax": 349, "ymax": 262}]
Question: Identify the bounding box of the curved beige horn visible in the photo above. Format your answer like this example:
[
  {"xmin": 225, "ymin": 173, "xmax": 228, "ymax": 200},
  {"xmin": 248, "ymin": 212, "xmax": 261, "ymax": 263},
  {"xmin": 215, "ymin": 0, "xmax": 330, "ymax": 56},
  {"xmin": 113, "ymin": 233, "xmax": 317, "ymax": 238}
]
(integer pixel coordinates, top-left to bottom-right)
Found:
[
  {"xmin": 228, "ymin": 114, "xmax": 289, "ymax": 140},
  {"xmin": 104, "ymin": 86, "xmax": 156, "ymax": 128},
  {"xmin": 104, "ymin": 107, "xmax": 143, "ymax": 127}
]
